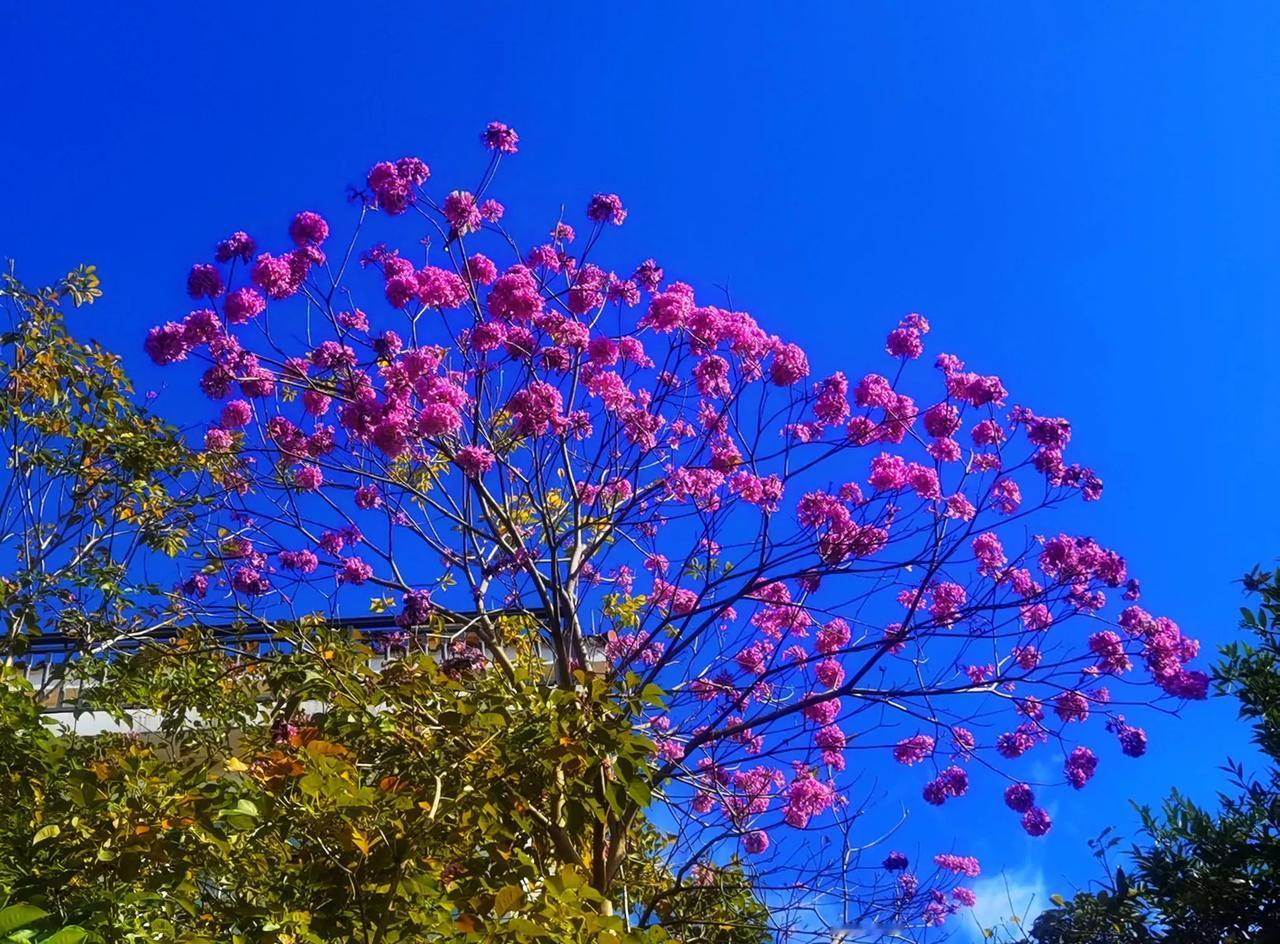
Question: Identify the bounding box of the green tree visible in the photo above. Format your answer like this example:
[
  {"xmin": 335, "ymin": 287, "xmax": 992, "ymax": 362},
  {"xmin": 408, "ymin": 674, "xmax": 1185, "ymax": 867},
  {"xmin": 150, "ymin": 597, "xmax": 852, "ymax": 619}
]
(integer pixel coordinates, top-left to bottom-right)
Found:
[
  {"xmin": 1029, "ymin": 567, "xmax": 1280, "ymax": 943},
  {"xmin": 0, "ymin": 267, "xmax": 221, "ymax": 944},
  {"xmin": 0, "ymin": 623, "xmax": 768, "ymax": 943},
  {"xmin": 0, "ymin": 266, "xmax": 211, "ymax": 654}
]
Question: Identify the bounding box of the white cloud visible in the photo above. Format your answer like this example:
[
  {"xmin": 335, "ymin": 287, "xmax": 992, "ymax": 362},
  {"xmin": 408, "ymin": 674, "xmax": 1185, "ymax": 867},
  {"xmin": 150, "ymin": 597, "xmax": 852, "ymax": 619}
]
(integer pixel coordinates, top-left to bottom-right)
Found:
[{"xmin": 963, "ymin": 867, "xmax": 1049, "ymax": 942}]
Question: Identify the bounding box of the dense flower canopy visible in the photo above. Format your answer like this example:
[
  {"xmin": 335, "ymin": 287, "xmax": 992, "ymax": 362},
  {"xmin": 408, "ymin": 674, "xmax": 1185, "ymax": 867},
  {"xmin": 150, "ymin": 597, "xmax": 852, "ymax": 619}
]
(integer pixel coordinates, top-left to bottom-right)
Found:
[{"xmin": 145, "ymin": 122, "xmax": 1205, "ymax": 936}]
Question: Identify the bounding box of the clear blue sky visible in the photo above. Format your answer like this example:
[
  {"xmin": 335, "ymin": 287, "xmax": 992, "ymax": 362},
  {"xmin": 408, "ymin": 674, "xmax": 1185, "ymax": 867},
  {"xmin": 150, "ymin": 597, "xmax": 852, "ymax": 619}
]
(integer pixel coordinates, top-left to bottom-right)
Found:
[{"xmin": 4, "ymin": 1, "xmax": 1279, "ymax": 928}]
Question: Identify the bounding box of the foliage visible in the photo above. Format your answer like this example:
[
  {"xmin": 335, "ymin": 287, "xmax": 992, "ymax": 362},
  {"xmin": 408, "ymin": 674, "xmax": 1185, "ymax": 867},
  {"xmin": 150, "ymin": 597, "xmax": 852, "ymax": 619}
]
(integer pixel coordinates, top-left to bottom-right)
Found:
[
  {"xmin": 0, "ymin": 626, "xmax": 773, "ymax": 943},
  {"xmin": 0, "ymin": 900, "xmax": 87, "ymax": 944},
  {"xmin": 1028, "ymin": 567, "xmax": 1280, "ymax": 943},
  {"xmin": 0, "ymin": 267, "xmax": 211, "ymax": 653}
]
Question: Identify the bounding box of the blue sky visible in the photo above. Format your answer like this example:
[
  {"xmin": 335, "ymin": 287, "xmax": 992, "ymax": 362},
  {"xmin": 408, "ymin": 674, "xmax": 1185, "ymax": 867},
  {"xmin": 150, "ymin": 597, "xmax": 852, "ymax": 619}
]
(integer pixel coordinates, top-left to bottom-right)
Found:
[{"xmin": 4, "ymin": 1, "xmax": 1279, "ymax": 929}]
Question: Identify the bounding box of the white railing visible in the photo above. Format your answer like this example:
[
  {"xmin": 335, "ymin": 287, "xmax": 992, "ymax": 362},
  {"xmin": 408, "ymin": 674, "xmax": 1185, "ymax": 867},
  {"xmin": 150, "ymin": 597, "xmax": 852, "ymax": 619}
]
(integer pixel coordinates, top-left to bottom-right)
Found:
[{"xmin": 13, "ymin": 610, "xmax": 607, "ymax": 734}]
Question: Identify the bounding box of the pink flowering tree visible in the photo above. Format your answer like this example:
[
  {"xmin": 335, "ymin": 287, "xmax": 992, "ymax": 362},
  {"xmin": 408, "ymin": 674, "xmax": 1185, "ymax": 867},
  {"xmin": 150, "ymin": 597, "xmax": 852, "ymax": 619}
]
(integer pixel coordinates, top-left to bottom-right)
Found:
[{"xmin": 144, "ymin": 122, "xmax": 1206, "ymax": 937}]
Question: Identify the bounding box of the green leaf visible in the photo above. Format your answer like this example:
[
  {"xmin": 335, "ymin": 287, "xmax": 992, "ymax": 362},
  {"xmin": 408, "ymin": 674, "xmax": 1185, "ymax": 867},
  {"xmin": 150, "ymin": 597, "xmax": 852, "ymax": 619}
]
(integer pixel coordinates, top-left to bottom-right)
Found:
[
  {"xmin": 40, "ymin": 928, "xmax": 88, "ymax": 944},
  {"xmin": 0, "ymin": 905, "xmax": 49, "ymax": 935},
  {"xmin": 505, "ymin": 917, "xmax": 547, "ymax": 936},
  {"xmin": 234, "ymin": 798, "xmax": 259, "ymax": 817},
  {"xmin": 639, "ymin": 683, "xmax": 666, "ymax": 707}
]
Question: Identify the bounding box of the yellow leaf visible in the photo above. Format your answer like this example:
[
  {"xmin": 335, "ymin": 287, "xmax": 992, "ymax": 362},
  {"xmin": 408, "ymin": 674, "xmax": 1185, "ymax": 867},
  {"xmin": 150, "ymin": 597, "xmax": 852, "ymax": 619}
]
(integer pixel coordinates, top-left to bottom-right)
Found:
[
  {"xmin": 351, "ymin": 827, "xmax": 374, "ymax": 856},
  {"xmin": 493, "ymin": 884, "xmax": 525, "ymax": 915},
  {"xmin": 305, "ymin": 739, "xmax": 351, "ymax": 758},
  {"xmin": 225, "ymin": 757, "xmax": 249, "ymax": 772},
  {"xmin": 32, "ymin": 824, "xmax": 61, "ymax": 845}
]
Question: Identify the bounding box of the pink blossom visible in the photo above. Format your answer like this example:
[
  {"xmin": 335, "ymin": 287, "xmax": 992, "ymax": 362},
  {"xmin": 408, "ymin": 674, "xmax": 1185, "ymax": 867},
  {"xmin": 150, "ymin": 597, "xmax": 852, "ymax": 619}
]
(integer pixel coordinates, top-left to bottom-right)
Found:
[
  {"xmin": 802, "ymin": 695, "xmax": 841, "ymax": 726},
  {"xmin": 933, "ymin": 854, "xmax": 980, "ymax": 877},
  {"xmin": 813, "ymin": 372, "xmax": 850, "ymax": 426},
  {"xmin": 924, "ymin": 403, "xmax": 961, "ymax": 438},
  {"xmin": 640, "ymin": 282, "xmax": 694, "ymax": 333},
  {"xmin": 224, "ymin": 287, "xmax": 266, "ymax": 324},
  {"xmin": 504, "ymin": 382, "xmax": 566, "ymax": 437},
  {"xmin": 992, "ymin": 478, "xmax": 1022, "ymax": 514},
  {"xmin": 182, "ymin": 309, "xmax": 221, "ymax": 346},
  {"xmin": 293, "ymin": 464, "xmax": 323, "ymax": 491},
  {"xmin": 251, "ymin": 252, "xmax": 302, "ymax": 300},
  {"xmin": 817, "ymin": 618, "xmax": 852, "ymax": 655},
  {"xmin": 782, "ymin": 769, "xmax": 836, "ymax": 828},
  {"xmin": 279, "ymin": 549, "xmax": 319, "ymax": 574},
  {"xmin": 231, "ymin": 565, "xmax": 270, "ymax": 596},
  {"xmin": 769, "ymin": 343, "xmax": 809, "ymax": 386},
  {"xmin": 814, "ymin": 658, "xmax": 845, "ymax": 689},
  {"xmin": 728, "ymin": 471, "xmax": 784, "ymax": 512},
  {"xmin": 945, "ymin": 493, "xmax": 976, "ymax": 521},
  {"xmin": 1090, "ymin": 631, "xmax": 1132, "ymax": 674},
  {"xmin": 467, "ymin": 254, "xmax": 498, "ymax": 285},
  {"xmin": 930, "ymin": 582, "xmax": 967, "ymax": 624},
  {"xmin": 587, "ymin": 193, "xmax": 627, "ymax": 225},
  {"xmin": 1004, "ymin": 783, "xmax": 1035, "ymax": 813},
  {"xmin": 1021, "ymin": 807, "xmax": 1052, "ymax": 836},
  {"xmin": 339, "ymin": 557, "xmax": 374, "ymax": 585},
  {"xmin": 924, "ymin": 766, "xmax": 969, "ymax": 805},
  {"xmin": 971, "ymin": 418, "xmax": 1005, "ymax": 446},
  {"xmin": 1110, "ymin": 719, "xmax": 1148, "ymax": 757},
  {"xmin": 203, "ymin": 428, "xmax": 233, "ymax": 452},
  {"xmin": 947, "ymin": 371, "xmax": 1007, "ymax": 407},
  {"xmin": 1064, "ymin": 746, "xmax": 1098, "ymax": 789},
  {"xmin": 996, "ymin": 729, "xmax": 1036, "ymax": 759},
  {"xmin": 482, "ymin": 121, "xmax": 520, "ymax": 154},
  {"xmin": 743, "ymin": 830, "xmax": 769, "ymax": 855},
  {"xmin": 972, "ymin": 533, "xmax": 1006, "ymax": 575},
  {"xmin": 444, "ymin": 191, "xmax": 482, "ymax": 234},
  {"xmin": 868, "ymin": 453, "xmax": 908, "ymax": 491},
  {"xmin": 886, "ymin": 327, "xmax": 923, "ymax": 359},
  {"xmin": 367, "ymin": 157, "xmax": 429, "ymax": 215},
  {"xmin": 144, "ymin": 323, "xmax": 190, "ymax": 365},
  {"xmin": 893, "ymin": 734, "xmax": 935, "ymax": 766},
  {"xmin": 1054, "ymin": 691, "xmax": 1090, "ymax": 723},
  {"xmin": 454, "ymin": 445, "xmax": 496, "ymax": 478},
  {"xmin": 883, "ymin": 851, "xmax": 909, "ymax": 871},
  {"xmin": 289, "ymin": 211, "xmax": 329, "ymax": 246},
  {"xmin": 220, "ymin": 400, "xmax": 252, "ymax": 429},
  {"xmin": 633, "ymin": 258, "xmax": 663, "ymax": 292},
  {"xmin": 215, "ymin": 231, "xmax": 255, "ymax": 263},
  {"xmin": 906, "ymin": 463, "xmax": 940, "ymax": 500},
  {"xmin": 187, "ymin": 263, "xmax": 224, "ymax": 299},
  {"xmin": 814, "ymin": 723, "xmax": 847, "ymax": 754},
  {"xmin": 488, "ymin": 265, "xmax": 544, "ymax": 322},
  {"xmin": 1012, "ymin": 646, "xmax": 1042, "ymax": 670},
  {"xmin": 416, "ymin": 267, "xmax": 469, "ymax": 309}
]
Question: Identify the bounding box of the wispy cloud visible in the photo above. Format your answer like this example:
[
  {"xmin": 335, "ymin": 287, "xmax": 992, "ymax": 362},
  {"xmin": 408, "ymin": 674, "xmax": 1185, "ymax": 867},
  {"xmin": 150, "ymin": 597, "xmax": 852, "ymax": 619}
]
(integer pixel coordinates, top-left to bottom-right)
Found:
[{"xmin": 963, "ymin": 867, "xmax": 1049, "ymax": 942}]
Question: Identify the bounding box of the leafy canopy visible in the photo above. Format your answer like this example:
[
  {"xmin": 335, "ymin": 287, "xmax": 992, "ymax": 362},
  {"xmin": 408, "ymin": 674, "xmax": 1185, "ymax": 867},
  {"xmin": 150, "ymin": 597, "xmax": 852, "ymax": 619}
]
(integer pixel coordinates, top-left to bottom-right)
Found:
[{"xmin": 1029, "ymin": 566, "xmax": 1280, "ymax": 944}]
